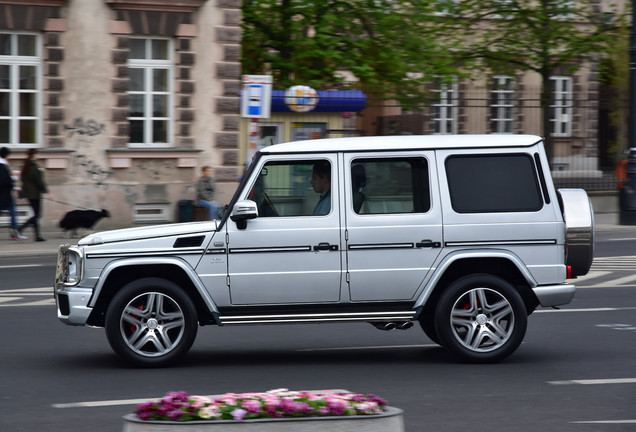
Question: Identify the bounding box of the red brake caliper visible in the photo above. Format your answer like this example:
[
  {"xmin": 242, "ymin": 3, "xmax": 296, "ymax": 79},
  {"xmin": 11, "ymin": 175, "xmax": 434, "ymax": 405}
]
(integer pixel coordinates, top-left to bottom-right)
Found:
[{"xmin": 131, "ymin": 304, "xmax": 144, "ymax": 333}]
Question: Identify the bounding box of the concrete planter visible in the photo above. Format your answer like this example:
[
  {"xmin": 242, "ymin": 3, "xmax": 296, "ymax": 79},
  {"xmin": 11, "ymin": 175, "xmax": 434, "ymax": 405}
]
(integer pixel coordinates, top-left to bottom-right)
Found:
[{"xmin": 122, "ymin": 406, "xmax": 404, "ymax": 432}]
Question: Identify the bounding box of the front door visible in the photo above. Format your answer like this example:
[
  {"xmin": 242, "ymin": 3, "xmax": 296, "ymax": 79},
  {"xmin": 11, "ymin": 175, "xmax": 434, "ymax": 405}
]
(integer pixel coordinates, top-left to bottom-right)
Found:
[
  {"xmin": 343, "ymin": 152, "xmax": 443, "ymax": 301},
  {"xmin": 226, "ymin": 155, "xmax": 343, "ymax": 305}
]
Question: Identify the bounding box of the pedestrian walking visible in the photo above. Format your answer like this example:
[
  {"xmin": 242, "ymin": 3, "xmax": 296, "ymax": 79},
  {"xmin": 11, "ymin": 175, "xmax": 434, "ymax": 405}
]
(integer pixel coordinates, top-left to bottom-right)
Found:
[
  {"xmin": 18, "ymin": 148, "xmax": 48, "ymax": 241},
  {"xmin": 0, "ymin": 147, "xmax": 27, "ymax": 240}
]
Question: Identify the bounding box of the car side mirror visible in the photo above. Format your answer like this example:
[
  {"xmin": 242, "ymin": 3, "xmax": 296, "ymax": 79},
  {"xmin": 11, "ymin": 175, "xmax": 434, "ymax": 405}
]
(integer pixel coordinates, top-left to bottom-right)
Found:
[{"xmin": 230, "ymin": 200, "xmax": 258, "ymax": 229}]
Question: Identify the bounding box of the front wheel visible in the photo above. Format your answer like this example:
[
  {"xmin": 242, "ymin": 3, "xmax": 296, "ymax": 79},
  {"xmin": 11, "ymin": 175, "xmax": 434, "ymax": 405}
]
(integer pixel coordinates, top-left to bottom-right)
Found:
[
  {"xmin": 435, "ymin": 274, "xmax": 527, "ymax": 363},
  {"xmin": 105, "ymin": 278, "xmax": 198, "ymax": 367}
]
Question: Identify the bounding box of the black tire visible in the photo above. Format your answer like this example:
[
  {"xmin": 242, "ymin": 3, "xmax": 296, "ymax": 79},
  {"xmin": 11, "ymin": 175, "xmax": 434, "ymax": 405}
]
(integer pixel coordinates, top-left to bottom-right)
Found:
[
  {"xmin": 105, "ymin": 278, "xmax": 198, "ymax": 367},
  {"xmin": 435, "ymin": 274, "xmax": 527, "ymax": 363}
]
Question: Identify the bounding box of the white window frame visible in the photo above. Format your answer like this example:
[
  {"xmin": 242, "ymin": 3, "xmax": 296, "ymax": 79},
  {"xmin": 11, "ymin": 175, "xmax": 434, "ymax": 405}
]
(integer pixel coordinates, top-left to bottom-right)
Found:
[
  {"xmin": 432, "ymin": 77, "xmax": 458, "ymax": 135},
  {"xmin": 127, "ymin": 37, "xmax": 174, "ymax": 148},
  {"xmin": 490, "ymin": 75, "xmax": 515, "ymax": 134},
  {"xmin": 0, "ymin": 32, "xmax": 42, "ymax": 148},
  {"xmin": 133, "ymin": 203, "xmax": 171, "ymax": 223},
  {"xmin": 550, "ymin": 76, "xmax": 572, "ymax": 137}
]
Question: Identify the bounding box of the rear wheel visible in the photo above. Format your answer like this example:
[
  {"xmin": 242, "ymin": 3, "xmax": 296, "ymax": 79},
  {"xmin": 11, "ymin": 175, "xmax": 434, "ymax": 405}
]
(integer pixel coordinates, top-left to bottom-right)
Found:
[
  {"xmin": 105, "ymin": 278, "xmax": 198, "ymax": 367},
  {"xmin": 435, "ymin": 274, "xmax": 527, "ymax": 363}
]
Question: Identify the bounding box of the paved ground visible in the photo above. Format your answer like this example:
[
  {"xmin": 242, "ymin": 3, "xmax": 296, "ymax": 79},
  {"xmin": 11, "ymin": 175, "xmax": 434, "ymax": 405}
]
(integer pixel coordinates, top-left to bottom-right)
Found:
[{"xmin": 0, "ymin": 212, "xmax": 632, "ymax": 257}]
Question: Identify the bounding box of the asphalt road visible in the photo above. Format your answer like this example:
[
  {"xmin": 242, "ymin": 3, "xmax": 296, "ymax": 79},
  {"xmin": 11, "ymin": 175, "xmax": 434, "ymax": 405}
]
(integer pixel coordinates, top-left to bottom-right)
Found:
[{"xmin": 0, "ymin": 228, "xmax": 634, "ymax": 432}]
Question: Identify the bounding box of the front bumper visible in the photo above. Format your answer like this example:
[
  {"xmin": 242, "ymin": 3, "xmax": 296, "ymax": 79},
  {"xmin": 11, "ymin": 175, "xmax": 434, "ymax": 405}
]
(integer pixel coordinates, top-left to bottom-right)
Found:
[
  {"xmin": 55, "ymin": 244, "xmax": 91, "ymax": 326},
  {"xmin": 54, "ymin": 284, "xmax": 93, "ymax": 326},
  {"xmin": 532, "ymin": 283, "xmax": 575, "ymax": 307}
]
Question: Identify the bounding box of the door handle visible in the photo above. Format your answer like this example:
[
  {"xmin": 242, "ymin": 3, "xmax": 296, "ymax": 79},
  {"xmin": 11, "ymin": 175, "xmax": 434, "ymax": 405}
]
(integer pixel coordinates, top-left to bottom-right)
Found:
[
  {"xmin": 313, "ymin": 242, "xmax": 338, "ymax": 251},
  {"xmin": 416, "ymin": 240, "xmax": 441, "ymax": 248}
]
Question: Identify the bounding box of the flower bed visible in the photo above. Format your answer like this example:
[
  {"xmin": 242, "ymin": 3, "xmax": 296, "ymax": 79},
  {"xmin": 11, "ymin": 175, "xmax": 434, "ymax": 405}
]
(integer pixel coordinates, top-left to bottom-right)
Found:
[
  {"xmin": 123, "ymin": 389, "xmax": 404, "ymax": 432},
  {"xmin": 135, "ymin": 389, "xmax": 387, "ymax": 421}
]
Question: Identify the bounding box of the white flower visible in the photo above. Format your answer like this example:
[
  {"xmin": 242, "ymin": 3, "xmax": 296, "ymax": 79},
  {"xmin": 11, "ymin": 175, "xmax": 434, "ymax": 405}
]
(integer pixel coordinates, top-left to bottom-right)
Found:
[
  {"xmin": 198, "ymin": 404, "xmax": 220, "ymax": 420},
  {"xmin": 191, "ymin": 395, "xmax": 212, "ymax": 408}
]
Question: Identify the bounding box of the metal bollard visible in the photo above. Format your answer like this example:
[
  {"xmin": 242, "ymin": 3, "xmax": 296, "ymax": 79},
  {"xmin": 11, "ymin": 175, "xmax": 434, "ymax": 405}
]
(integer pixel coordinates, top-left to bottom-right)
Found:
[{"xmin": 619, "ymin": 148, "xmax": 636, "ymax": 225}]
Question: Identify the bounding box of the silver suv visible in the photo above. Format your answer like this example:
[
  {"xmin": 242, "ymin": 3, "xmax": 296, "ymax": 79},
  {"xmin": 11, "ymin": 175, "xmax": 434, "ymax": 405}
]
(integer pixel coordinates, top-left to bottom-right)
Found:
[{"xmin": 54, "ymin": 135, "xmax": 594, "ymax": 366}]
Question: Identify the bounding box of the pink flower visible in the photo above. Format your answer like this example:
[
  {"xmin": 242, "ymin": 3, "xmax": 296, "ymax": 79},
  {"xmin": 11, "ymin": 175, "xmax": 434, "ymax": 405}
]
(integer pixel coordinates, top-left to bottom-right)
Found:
[
  {"xmin": 299, "ymin": 402, "xmax": 314, "ymax": 414},
  {"xmin": 242, "ymin": 399, "xmax": 262, "ymax": 414},
  {"xmin": 232, "ymin": 408, "xmax": 247, "ymax": 420},
  {"xmin": 168, "ymin": 409, "xmax": 184, "ymax": 421},
  {"xmin": 280, "ymin": 398, "xmax": 299, "ymax": 414}
]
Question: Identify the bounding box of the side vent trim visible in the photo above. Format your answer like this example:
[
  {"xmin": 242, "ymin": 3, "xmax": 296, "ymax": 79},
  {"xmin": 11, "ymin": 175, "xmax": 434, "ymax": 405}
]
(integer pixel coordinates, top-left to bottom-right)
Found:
[{"xmin": 173, "ymin": 235, "xmax": 205, "ymax": 248}]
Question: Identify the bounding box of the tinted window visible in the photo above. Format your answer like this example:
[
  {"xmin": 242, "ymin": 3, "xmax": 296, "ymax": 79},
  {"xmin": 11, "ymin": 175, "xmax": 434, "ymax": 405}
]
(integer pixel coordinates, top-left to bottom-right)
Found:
[
  {"xmin": 446, "ymin": 154, "xmax": 543, "ymax": 213},
  {"xmin": 351, "ymin": 157, "xmax": 430, "ymax": 215}
]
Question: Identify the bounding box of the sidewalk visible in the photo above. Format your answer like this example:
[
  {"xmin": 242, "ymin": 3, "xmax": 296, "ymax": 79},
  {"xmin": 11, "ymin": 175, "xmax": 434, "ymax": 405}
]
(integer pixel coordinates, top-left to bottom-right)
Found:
[
  {"xmin": 0, "ymin": 230, "xmax": 73, "ymax": 257},
  {"xmin": 0, "ymin": 213, "xmax": 632, "ymax": 258}
]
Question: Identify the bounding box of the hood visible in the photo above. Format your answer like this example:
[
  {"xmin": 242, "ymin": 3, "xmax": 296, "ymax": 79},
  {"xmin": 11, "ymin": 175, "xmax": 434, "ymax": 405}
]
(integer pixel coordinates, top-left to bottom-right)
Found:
[{"xmin": 78, "ymin": 221, "xmax": 218, "ymax": 246}]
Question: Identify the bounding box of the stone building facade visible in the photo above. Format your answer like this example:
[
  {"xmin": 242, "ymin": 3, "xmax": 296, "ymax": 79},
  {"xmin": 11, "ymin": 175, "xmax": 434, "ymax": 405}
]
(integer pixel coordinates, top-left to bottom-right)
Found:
[{"xmin": 0, "ymin": 0, "xmax": 241, "ymax": 230}]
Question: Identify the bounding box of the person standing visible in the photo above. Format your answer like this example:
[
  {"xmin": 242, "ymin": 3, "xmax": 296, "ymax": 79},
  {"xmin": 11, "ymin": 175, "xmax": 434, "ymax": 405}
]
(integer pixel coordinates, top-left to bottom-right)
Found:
[
  {"xmin": 196, "ymin": 165, "xmax": 220, "ymax": 220},
  {"xmin": 0, "ymin": 147, "xmax": 27, "ymax": 240},
  {"xmin": 18, "ymin": 148, "xmax": 48, "ymax": 241}
]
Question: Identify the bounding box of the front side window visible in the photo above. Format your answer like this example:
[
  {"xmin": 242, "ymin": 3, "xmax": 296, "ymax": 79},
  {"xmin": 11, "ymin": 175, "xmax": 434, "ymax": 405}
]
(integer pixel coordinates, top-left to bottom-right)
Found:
[
  {"xmin": 446, "ymin": 154, "xmax": 543, "ymax": 213},
  {"xmin": 432, "ymin": 77, "xmax": 457, "ymax": 134},
  {"xmin": 0, "ymin": 33, "xmax": 41, "ymax": 147},
  {"xmin": 128, "ymin": 38, "xmax": 173, "ymax": 147},
  {"xmin": 490, "ymin": 76, "xmax": 514, "ymax": 134},
  {"xmin": 247, "ymin": 159, "xmax": 332, "ymax": 217},
  {"xmin": 351, "ymin": 157, "xmax": 430, "ymax": 215},
  {"xmin": 549, "ymin": 76, "xmax": 572, "ymax": 137}
]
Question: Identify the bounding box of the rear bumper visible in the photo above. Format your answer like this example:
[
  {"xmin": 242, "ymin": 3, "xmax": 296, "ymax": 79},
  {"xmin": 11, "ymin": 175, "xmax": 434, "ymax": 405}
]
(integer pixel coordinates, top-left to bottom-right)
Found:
[{"xmin": 532, "ymin": 283, "xmax": 575, "ymax": 307}]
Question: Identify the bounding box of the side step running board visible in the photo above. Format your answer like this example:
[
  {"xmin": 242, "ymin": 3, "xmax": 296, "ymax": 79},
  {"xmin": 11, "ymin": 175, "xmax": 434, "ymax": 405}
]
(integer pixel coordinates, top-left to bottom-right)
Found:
[{"xmin": 219, "ymin": 311, "xmax": 416, "ymax": 325}]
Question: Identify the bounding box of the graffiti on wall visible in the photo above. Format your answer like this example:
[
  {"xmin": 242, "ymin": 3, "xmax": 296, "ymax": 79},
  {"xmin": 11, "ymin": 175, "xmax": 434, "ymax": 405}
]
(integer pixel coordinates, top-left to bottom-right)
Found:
[
  {"xmin": 69, "ymin": 153, "xmax": 111, "ymax": 184},
  {"xmin": 64, "ymin": 117, "xmax": 111, "ymax": 185},
  {"xmin": 134, "ymin": 160, "xmax": 177, "ymax": 182},
  {"xmin": 64, "ymin": 118, "xmax": 106, "ymax": 137}
]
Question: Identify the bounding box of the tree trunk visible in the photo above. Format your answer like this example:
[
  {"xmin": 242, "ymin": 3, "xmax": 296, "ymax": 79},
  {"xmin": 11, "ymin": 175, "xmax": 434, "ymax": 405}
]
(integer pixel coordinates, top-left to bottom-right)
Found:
[{"xmin": 540, "ymin": 73, "xmax": 553, "ymax": 168}]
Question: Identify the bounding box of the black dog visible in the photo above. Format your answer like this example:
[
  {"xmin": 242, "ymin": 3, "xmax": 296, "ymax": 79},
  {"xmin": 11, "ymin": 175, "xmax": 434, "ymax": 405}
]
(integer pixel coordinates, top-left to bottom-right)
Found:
[{"xmin": 59, "ymin": 209, "xmax": 110, "ymax": 237}]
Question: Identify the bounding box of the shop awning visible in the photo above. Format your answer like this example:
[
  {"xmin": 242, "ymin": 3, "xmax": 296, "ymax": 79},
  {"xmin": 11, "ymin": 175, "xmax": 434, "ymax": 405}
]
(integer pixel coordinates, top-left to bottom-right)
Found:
[{"xmin": 270, "ymin": 90, "xmax": 367, "ymax": 113}]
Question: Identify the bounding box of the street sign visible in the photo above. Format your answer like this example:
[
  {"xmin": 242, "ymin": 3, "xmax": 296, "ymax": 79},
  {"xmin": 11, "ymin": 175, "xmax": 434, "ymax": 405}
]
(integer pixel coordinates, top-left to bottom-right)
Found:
[{"xmin": 241, "ymin": 75, "xmax": 272, "ymax": 118}]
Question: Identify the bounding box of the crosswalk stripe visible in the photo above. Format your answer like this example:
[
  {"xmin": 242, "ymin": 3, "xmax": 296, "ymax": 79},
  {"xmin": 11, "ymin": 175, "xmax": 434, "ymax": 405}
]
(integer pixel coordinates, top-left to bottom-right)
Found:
[
  {"xmin": 0, "ymin": 287, "xmax": 54, "ymax": 307},
  {"xmin": 572, "ymin": 271, "xmax": 612, "ymax": 282}
]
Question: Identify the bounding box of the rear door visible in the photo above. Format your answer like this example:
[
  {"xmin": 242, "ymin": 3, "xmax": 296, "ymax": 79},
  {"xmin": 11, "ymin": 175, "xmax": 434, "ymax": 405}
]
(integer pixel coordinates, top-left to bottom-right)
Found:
[{"xmin": 343, "ymin": 151, "xmax": 443, "ymax": 301}]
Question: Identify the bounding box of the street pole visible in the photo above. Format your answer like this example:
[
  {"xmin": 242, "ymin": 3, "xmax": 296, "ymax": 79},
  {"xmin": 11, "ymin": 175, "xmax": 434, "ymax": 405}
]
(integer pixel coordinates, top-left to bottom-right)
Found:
[{"xmin": 619, "ymin": 0, "xmax": 636, "ymax": 224}]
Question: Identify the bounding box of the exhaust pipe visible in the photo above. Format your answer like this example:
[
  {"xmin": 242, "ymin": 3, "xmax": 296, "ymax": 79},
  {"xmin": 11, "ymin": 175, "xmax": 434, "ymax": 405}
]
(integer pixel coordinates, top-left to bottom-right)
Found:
[
  {"xmin": 371, "ymin": 322, "xmax": 396, "ymax": 331},
  {"xmin": 397, "ymin": 321, "xmax": 413, "ymax": 330}
]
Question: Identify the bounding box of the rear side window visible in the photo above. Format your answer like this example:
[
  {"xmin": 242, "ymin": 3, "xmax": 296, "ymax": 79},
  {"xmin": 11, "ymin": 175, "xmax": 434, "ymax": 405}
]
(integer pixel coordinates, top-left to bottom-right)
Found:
[
  {"xmin": 446, "ymin": 154, "xmax": 543, "ymax": 213},
  {"xmin": 351, "ymin": 157, "xmax": 430, "ymax": 214}
]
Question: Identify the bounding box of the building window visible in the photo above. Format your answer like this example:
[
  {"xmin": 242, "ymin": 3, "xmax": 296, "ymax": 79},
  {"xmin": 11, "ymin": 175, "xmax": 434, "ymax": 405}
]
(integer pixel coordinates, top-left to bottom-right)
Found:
[
  {"xmin": 490, "ymin": 76, "xmax": 515, "ymax": 134},
  {"xmin": 290, "ymin": 122, "xmax": 326, "ymax": 141},
  {"xmin": 0, "ymin": 33, "xmax": 41, "ymax": 147},
  {"xmin": 549, "ymin": 76, "xmax": 572, "ymax": 137},
  {"xmin": 432, "ymin": 77, "xmax": 457, "ymax": 134},
  {"xmin": 127, "ymin": 37, "xmax": 173, "ymax": 147}
]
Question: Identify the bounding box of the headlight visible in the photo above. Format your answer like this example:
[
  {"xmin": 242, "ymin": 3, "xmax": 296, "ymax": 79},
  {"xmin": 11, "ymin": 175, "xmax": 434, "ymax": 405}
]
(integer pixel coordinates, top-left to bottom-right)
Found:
[{"xmin": 56, "ymin": 245, "xmax": 83, "ymax": 286}]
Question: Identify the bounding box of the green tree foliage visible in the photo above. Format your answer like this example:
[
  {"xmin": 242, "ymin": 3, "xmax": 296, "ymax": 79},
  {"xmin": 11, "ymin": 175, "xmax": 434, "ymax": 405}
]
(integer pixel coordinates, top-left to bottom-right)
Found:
[
  {"xmin": 455, "ymin": 0, "xmax": 619, "ymax": 161},
  {"xmin": 242, "ymin": 0, "xmax": 468, "ymax": 105},
  {"xmin": 599, "ymin": 13, "xmax": 629, "ymax": 161}
]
